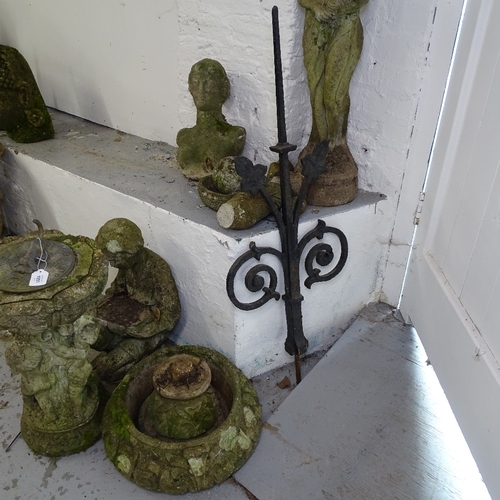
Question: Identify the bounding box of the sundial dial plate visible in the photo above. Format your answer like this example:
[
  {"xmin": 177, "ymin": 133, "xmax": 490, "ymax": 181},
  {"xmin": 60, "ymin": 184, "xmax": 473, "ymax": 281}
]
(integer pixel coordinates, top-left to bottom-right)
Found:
[{"xmin": 0, "ymin": 239, "xmax": 76, "ymax": 293}]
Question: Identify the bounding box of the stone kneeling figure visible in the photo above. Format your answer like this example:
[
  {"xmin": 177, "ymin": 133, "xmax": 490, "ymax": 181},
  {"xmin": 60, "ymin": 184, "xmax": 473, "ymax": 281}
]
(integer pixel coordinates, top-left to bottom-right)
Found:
[{"xmin": 92, "ymin": 218, "xmax": 181, "ymax": 384}]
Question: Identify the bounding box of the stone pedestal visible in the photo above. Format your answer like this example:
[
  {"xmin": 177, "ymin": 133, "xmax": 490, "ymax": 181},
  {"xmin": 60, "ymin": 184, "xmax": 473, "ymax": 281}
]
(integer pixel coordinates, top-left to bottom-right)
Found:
[{"xmin": 1, "ymin": 110, "xmax": 388, "ymax": 379}]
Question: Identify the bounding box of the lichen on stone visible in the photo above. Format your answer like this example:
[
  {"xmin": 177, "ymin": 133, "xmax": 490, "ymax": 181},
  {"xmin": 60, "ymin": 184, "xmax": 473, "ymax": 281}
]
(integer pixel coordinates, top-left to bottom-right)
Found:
[
  {"xmin": 116, "ymin": 454, "xmax": 132, "ymax": 474},
  {"xmin": 188, "ymin": 457, "xmax": 205, "ymax": 477},
  {"xmin": 0, "ymin": 45, "xmax": 54, "ymax": 143}
]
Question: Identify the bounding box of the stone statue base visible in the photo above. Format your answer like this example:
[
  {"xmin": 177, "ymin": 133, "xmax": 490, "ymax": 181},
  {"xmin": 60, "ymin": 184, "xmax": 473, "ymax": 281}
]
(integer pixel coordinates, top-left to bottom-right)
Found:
[
  {"xmin": 20, "ymin": 375, "xmax": 105, "ymax": 457},
  {"xmin": 306, "ymin": 144, "xmax": 358, "ymax": 207}
]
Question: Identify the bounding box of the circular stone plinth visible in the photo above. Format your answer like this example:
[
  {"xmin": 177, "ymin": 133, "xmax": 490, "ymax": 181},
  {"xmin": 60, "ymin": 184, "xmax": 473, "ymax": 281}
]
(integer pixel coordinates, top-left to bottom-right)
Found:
[
  {"xmin": 102, "ymin": 345, "xmax": 262, "ymax": 495},
  {"xmin": 21, "ymin": 383, "xmax": 105, "ymax": 457}
]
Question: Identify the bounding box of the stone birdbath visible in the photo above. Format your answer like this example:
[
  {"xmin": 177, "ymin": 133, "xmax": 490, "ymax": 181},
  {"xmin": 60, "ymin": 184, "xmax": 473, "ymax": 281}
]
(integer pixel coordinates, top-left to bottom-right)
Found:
[
  {"xmin": 102, "ymin": 344, "xmax": 262, "ymax": 494},
  {"xmin": 0, "ymin": 226, "xmax": 108, "ymax": 456}
]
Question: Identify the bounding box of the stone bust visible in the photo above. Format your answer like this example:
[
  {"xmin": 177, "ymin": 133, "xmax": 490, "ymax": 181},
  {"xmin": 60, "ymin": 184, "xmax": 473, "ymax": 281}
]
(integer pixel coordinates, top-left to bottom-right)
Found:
[{"xmin": 176, "ymin": 59, "xmax": 246, "ymax": 180}]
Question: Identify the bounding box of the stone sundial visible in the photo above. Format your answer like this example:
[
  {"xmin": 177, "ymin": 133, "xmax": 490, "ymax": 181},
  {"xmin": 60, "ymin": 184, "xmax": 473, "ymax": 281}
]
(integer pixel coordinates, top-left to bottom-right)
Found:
[
  {"xmin": 0, "ymin": 236, "xmax": 76, "ymax": 293},
  {"xmin": 0, "ymin": 223, "xmax": 108, "ymax": 457},
  {"xmin": 0, "ymin": 220, "xmax": 76, "ymax": 293}
]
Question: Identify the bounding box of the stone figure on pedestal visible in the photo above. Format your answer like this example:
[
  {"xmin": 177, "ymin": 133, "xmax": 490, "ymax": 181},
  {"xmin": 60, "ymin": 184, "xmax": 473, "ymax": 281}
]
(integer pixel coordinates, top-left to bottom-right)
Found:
[
  {"xmin": 0, "ymin": 229, "xmax": 108, "ymax": 456},
  {"xmin": 298, "ymin": 0, "xmax": 369, "ymax": 206}
]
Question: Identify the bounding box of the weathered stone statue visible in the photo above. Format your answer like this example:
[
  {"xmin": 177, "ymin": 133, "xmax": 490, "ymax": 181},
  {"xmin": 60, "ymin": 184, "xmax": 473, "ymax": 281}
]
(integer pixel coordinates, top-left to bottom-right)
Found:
[
  {"xmin": 298, "ymin": 0, "xmax": 368, "ymax": 206},
  {"xmin": 93, "ymin": 218, "xmax": 181, "ymax": 384},
  {"xmin": 176, "ymin": 59, "xmax": 246, "ymax": 180},
  {"xmin": 6, "ymin": 315, "xmax": 99, "ymax": 420},
  {"xmin": 0, "ymin": 45, "xmax": 54, "ymax": 143}
]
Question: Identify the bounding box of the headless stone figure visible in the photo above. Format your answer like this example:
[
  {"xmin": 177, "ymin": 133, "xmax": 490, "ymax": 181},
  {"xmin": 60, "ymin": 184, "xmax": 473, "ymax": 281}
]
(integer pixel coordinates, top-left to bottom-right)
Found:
[
  {"xmin": 0, "ymin": 45, "xmax": 54, "ymax": 143},
  {"xmin": 176, "ymin": 59, "xmax": 246, "ymax": 180},
  {"xmin": 298, "ymin": 0, "xmax": 368, "ymax": 206},
  {"xmin": 92, "ymin": 218, "xmax": 181, "ymax": 384}
]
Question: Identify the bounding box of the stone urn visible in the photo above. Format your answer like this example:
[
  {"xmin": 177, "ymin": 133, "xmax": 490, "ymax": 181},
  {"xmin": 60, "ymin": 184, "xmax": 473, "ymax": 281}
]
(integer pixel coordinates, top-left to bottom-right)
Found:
[
  {"xmin": 139, "ymin": 354, "xmax": 219, "ymax": 440},
  {"xmin": 0, "ymin": 229, "xmax": 108, "ymax": 456},
  {"xmin": 102, "ymin": 345, "xmax": 262, "ymax": 494}
]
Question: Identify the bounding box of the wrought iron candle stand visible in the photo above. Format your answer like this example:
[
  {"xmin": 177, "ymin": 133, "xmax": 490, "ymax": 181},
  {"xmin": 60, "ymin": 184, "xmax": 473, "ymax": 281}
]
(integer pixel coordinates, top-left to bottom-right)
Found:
[{"xmin": 226, "ymin": 6, "xmax": 348, "ymax": 384}]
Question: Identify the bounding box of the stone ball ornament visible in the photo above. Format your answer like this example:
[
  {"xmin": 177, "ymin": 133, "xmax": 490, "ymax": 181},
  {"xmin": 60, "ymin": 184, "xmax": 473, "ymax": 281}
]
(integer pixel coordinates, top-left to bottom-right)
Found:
[{"xmin": 212, "ymin": 156, "xmax": 243, "ymax": 195}]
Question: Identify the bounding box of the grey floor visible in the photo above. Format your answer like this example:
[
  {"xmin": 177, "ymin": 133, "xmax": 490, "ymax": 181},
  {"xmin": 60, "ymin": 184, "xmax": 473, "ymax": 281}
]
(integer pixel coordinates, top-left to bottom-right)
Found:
[{"xmin": 0, "ymin": 303, "xmax": 492, "ymax": 499}]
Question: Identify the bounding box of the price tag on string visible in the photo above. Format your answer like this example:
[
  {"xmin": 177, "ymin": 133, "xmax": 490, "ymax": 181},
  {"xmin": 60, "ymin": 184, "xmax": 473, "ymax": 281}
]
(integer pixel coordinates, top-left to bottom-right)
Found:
[
  {"xmin": 29, "ymin": 236, "xmax": 49, "ymax": 287},
  {"xmin": 29, "ymin": 269, "xmax": 49, "ymax": 286}
]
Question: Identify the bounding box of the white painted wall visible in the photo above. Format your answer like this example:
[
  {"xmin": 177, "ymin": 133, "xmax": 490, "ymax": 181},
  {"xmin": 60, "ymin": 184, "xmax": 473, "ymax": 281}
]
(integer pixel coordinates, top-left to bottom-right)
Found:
[
  {"xmin": 2, "ymin": 147, "xmax": 385, "ymax": 377},
  {"xmin": 1, "ymin": 0, "xmax": 444, "ymax": 196},
  {"xmin": 0, "ymin": 0, "xmax": 457, "ymax": 370},
  {"xmin": 381, "ymin": 0, "xmax": 466, "ymax": 305},
  {"xmin": 0, "ymin": 1, "xmax": 180, "ymax": 144}
]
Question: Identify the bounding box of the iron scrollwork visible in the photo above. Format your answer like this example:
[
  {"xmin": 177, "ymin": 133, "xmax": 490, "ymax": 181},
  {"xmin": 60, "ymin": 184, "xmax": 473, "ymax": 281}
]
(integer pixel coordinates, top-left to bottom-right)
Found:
[
  {"xmin": 226, "ymin": 219, "xmax": 348, "ymax": 322},
  {"xmin": 300, "ymin": 220, "xmax": 348, "ymax": 289},
  {"xmin": 226, "ymin": 242, "xmax": 281, "ymax": 311},
  {"xmin": 225, "ymin": 6, "xmax": 349, "ymax": 382}
]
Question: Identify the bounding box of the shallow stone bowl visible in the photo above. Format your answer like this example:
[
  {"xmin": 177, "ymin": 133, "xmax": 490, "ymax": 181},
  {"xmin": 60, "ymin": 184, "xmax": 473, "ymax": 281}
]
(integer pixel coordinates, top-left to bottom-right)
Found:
[{"xmin": 197, "ymin": 175, "xmax": 234, "ymax": 211}]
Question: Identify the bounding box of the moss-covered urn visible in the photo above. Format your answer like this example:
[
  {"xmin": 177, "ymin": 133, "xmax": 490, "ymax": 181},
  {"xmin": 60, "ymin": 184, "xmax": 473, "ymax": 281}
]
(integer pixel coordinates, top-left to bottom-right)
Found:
[{"xmin": 139, "ymin": 354, "xmax": 218, "ymax": 440}]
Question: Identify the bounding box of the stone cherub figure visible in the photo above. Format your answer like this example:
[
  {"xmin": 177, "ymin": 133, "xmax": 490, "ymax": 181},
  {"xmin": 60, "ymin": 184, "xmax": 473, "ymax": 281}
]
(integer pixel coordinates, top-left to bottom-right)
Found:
[
  {"xmin": 0, "ymin": 45, "xmax": 54, "ymax": 143},
  {"xmin": 5, "ymin": 315, "xmax": 100, "ymax": 424},
  {"xmin": 298, "ymin": 0, "xmax": 368, "ymax": 206},
  {"xmin": 92, "ymin": 218, "xmax": 181, "ymax": 384},
  {"xmin": 176, "ymin": 59, "xmax": 246, "ymax": 180}
]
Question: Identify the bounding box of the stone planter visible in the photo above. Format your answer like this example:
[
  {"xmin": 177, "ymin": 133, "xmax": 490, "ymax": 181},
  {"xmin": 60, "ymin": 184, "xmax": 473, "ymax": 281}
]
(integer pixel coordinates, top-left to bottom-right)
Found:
[{"xmin": 102, "ymin": 345, "xmax": 262, "ymax": 494}]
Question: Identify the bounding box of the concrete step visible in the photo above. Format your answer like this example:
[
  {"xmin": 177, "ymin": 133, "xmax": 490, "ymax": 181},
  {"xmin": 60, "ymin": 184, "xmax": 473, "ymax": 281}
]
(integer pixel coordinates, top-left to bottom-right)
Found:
[{"xmin": 234, "ymin": 303, "xmax": 490, "ymax": 500}]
